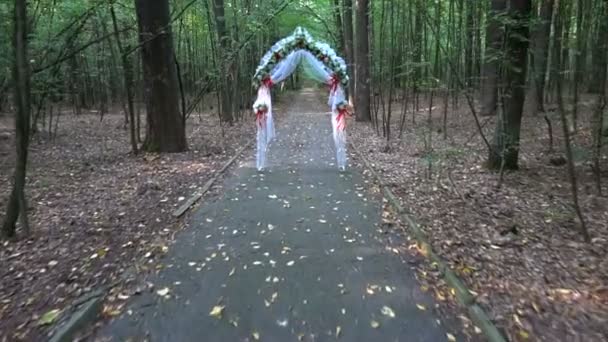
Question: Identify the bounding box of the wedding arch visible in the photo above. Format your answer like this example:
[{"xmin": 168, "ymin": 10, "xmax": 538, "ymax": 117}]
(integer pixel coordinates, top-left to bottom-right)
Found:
[{"xmin": 252, "ymin": 27, "xmax": 350, "ymax": 171}]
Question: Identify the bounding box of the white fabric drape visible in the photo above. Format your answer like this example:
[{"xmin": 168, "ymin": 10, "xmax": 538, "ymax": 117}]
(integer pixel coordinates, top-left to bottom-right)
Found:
[{"xmin": 254, "ymin": 50, "xmax": 347, "ymax": 171}]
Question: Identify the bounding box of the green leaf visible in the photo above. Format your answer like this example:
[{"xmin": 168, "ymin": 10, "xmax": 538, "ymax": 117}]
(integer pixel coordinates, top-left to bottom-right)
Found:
[{"xmin": 38, "ymin": 309, "xmax": 61, "ymax": 326}]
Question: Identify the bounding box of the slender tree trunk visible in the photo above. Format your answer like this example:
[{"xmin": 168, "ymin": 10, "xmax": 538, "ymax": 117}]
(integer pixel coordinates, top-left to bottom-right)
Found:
[
  {"xmin": 354, "ymin": 0, "xmax": 371, "ymax": 121},
  {"xmin": 592, "ymin": 0, "xmax": 607, "ymax": 194},
  {"xmin": 554, "ymin": 0, "xmax": 590, "ymax": 242},
  {"xmin": 480, "ymin": 0, "xmax": 507, "ymax": 117},
  {"xmin": 135, "ymin": 0, "xmax": 187, "ymax": 152},
  {"xmin": 110, "ymin": 4, "xmax": 138, "ymax": 155},
  {"xmin": 212, "ymin": 0, "xmax": 233, "ymax": 124},
  {"xmin": 343, "ymin": 0, "xmax": 355, "ymax": 103},
  {"xmin": 3, "ymin": 0, "xmax": 31, "ymax": 239},
  {"xmin": 488, "ymin": 0, "xmax": 532, "ymax": 170},
  {"xmin": 589, "ymin": 0, "xmax": 608, "ymax": 93},
  {"xmin": 532, "ymin": 0, "xmax": 554, "ymax": 113}
]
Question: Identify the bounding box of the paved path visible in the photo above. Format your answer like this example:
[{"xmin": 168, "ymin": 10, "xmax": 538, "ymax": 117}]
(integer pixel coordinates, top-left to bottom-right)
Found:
[{"xmin": 100, "ymin": 89, "xmax": 455, "ymax": 341}]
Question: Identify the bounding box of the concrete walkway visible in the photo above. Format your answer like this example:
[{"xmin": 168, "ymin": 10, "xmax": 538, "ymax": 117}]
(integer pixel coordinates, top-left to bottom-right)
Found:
[{"xmin": 99, "ymin": 89, "xmax": 456, "ymax": 341}]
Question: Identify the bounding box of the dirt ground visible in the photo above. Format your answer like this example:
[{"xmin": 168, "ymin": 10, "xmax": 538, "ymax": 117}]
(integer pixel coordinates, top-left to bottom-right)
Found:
[
  {"xmin": 350, "ymin": 92, "xmax": 608, "ymax": 342},
  {"xmin": 0, "ymin": 95, "xmax": 272, "ymax": 340}
]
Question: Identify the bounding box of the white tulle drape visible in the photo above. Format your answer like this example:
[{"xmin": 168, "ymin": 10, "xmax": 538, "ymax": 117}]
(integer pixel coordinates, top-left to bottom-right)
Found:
[{"xmin": 253, "ymin": 50, "xmax": 347, "ymax": 171}]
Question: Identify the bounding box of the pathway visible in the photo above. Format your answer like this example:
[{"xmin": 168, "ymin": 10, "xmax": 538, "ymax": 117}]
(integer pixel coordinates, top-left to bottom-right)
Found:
[{"xmin": 99, "ymin": 89, "xmax": 455, "ymax": 341}]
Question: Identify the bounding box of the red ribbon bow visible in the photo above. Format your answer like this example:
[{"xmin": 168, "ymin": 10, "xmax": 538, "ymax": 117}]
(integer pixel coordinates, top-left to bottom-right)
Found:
[
  {"xmin": 262, "ymin": 77, "xmax": 273, "ymax": 88},
  {"xmin": 256, "ymin": 109, "xmax": 267, "ymax": 128},
  {"xmin": 328, "ymin": 74, "xmax": 340, "ymax": 95},
  {"xmin": 336, "ymin": 107, "xmax": 348, "ymax": 131}
]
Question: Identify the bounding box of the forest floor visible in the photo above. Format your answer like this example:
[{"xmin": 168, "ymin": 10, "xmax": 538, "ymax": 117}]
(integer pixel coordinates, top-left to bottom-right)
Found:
[
  {"xmin": 350, "ymin": 92, "xmax": 608, "ymax": 342},
  {"xmin": 0, "ymin": 97, "xmax": 255, "ymax": 341}
]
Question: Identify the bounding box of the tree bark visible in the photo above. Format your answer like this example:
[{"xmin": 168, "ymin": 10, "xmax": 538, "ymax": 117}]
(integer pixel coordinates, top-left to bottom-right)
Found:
[
  {"xmin": 488, "ymin": 0, "xmax": 532, "ymax": 170},
  {"xmin": 589, "ymin": 0, "xmax": 608, "ymax": 94},
  {"xmin": 354, "ymin": 0, "xmax": 371, "ymax": 121},
  {"xmin": 110, "ymin": 4, "xmax": 138, "ymax": 155},
  {"xmin": 211, "ymin": 0, "xmax": 233, "ymax": 124},
  {"xmin": 332, "ymin": 0, "xmax": 344, "ymax": 55},
  {"xmin": 480, "ymin": 0, "xmax": 507, "ymax": 117},
  {"xmin": 531, "ymin": 0, "xmax": 554, "ymax": 113},
  {"xmin": 343, "ymin": 0, "xmax": 355, "ymax": 102},
  {"xmin": 3, "ymin": 0, "xmax": 31, "ymax": 239},
  {"xmin": 135, "ymin": 0, "xmax": 187, "ymax": 152}
]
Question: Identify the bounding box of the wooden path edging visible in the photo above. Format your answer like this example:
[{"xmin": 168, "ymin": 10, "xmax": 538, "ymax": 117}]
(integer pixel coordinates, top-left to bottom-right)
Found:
[{"xmin": 350, "ymin": 142, "xmax": 507, "ymax": 342}]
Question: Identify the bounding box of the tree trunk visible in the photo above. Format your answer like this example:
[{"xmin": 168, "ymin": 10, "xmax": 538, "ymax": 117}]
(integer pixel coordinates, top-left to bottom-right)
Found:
[
  {"xmin": 110, "ymin": 4, "xmax": 138, "ymax": 155},
  {"xmin": 343, "ymin": 0, "xmax": 355, "ymax": 102},
  {"xmin": 3, "ymin": 0, "xmax": 31, "ymax": 239},
  {"xmin": 488, "ymin": 0, "xmax": 532, "ymax": 170},
  {"xmin": 480, "ymin": 0, "xmax": 507, "ymax": 117},
  {"xmin": 135, "ymin": 0, "xmax": 187, "ymax": 152},
  {"xmin": 332, "ymin": 0, "xmax": 345, "ymax": 55},
  {"xmin": 589, "ymin": 0, "xmax": 608, "ymax": 94},
  {"xmin": 532, "ymin": 0, "xmax": 554, "ymax": 113},
  {"xmin": 212, "ymin": 0, "xmax": 233, "ymax": 124},
  {"xmin": 354, "ymin": 0, "xmax": 371, "ymax": 121},
  {"xmin": 464, "ymin": 1, "xmax": 475, "ymax": 88}
]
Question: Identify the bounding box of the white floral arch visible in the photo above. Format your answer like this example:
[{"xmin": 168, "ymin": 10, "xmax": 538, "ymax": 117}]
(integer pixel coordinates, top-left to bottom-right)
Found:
[{"xmin": 252, "ymin": 27, "xmax": 350, "ymax": 171}]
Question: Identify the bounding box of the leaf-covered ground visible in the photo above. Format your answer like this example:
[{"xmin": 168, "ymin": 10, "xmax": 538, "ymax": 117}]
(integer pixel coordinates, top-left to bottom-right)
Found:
[
  {"xmin": 0, "ymin": 98, "xmax": 260, "ymax": 341},
  {"xmin": 350, "ymin": 93, "xmax": 608, "ymax": 342}
]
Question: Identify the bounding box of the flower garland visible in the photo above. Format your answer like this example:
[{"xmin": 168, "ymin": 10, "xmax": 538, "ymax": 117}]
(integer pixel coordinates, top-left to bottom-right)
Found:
[{"xmin": 252, "ymin": 27, "xmax": 349, "ymax": 89}]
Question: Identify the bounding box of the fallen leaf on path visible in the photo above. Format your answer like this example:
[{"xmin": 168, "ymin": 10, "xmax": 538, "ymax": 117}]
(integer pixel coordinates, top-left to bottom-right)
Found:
[
  {"xmin": 156, "ymin": 287, "xmax": 170, "ymax": 297},
  {"xmin": 370, "ymin": 320, "xmax": 380, "ymax": 328},
  {"xmin": 209, "ymin": 305, "xmax": 225, "ymax": 319},
  {"xmin": 381, "ymin": 306, "xmax": 396, "ymax": 318},
  {"xmin": 336, "ymin": 326, "xmax": 342, "ymax": 338},
  {"xmin": 447, "ymin": 333, "xmax": 457, "ymax": 341},
  {"xmin": 252, "ymin": 331, "xmax": 260, "ymax": 340},
  {"xmin": 286, "ymin": 260, "xmax": 295, "ymax": 266},
  {"xmin": 416, "ymin": 304, "xmax": 426, "ymax": 311},
  {"xmin": 38, "ymin": 309, "xmax": 61, "ymax": 326}
]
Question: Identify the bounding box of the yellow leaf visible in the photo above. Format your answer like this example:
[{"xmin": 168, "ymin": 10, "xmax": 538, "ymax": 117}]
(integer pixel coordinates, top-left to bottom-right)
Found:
[
  {"xmin": 519, "ymin": 330, "xmax": 530, "ymax": 339},
  {"xmin": 370, "ymin": 320, "xmax": 380, "ymax": 328},
  {"xmin": 416, "ymin": 304, "xmax": 426, "ymax": 311},
  {"xmin": 513, "ymin": 314, "xmax": 523, "ymax": 327},
  {"xmin": 447, "ymin": 333, "xmax": 457, "ymax": 341},
  {"xmin": 209, "ymin": 305, "xmax": 225, "ymax": 319}
]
